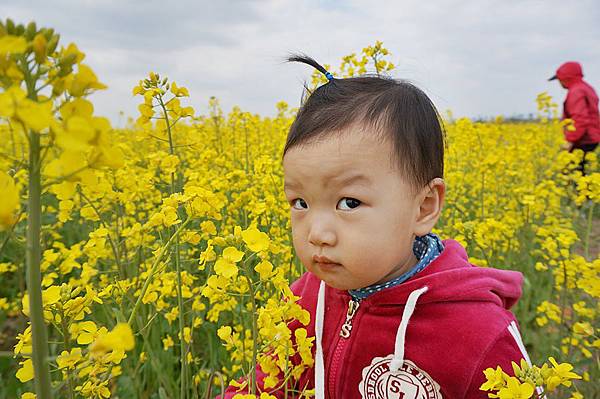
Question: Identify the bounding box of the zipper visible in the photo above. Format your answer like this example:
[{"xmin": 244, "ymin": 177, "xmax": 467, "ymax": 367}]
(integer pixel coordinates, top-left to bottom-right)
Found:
[
  {"xmin": 327, "ymin": 298, "xmax": 361, "ymax": 398},
  {"xmin": 339, "ymin": 299, "xmax": 360, "ymax": 338}
]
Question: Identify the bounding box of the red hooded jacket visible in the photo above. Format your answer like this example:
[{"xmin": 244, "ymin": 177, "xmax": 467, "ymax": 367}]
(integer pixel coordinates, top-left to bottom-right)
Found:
[
  {"xmin": 222, "ymin": 239, "xmax": 529, "ymax": 398},
  {"xmin": 553, "ymin": 62, "xmax": 600, "ymax": 145}
]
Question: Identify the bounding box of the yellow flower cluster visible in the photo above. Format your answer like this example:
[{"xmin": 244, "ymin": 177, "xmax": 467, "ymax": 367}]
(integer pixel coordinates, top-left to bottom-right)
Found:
[
  {"xmin": 481, "ymin": 358, "xmax": 581, "ymax": 398},
  {"xmin": 0, "ymin": 22, "xmax": 597, "ymax": 399}
]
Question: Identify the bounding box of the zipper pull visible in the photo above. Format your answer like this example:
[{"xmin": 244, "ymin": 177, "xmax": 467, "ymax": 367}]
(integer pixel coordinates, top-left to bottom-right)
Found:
[{"xmin": 339, "ymin": 299, "xmax": 360, "ymax": 338}]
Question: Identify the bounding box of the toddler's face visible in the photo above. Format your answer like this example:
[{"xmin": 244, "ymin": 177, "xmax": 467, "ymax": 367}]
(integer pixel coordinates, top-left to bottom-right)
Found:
[{"xmin": 283, "ymin": 126, "xmax": 423, "ymax": 290}]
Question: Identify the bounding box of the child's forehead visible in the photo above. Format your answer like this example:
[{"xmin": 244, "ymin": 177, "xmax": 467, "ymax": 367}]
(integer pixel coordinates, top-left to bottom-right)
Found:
[
  {"xmin": 284, "ymin": 138, "xmax": 395, "ymax": 171},
  {"xmin": 283, "ymin": 151, "xmax": 405, "ymax": 191}
]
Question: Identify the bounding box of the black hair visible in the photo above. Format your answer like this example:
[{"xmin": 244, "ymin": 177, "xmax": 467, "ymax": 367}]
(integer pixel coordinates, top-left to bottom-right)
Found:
[{"xmin": 283, "ymin": 54, "xmax": 446, "ymax": 193}]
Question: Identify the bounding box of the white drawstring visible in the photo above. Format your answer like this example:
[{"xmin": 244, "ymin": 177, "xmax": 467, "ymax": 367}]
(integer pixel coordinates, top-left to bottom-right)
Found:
[
  {"xmin": 389, "ymin": 286, "xmax": 429, "ymax": 372},
  {"xmin": 314, "ymin": 282, "xmax": 428, "ymax": 396},
  {"xmin": 315, "ymin": 281, "xmax": 326, "ymax": 399}
]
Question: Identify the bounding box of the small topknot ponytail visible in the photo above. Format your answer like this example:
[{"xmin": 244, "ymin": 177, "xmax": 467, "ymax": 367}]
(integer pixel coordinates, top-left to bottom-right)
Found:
[
  {"xmin": 283, "ymin": 52, "xmax": 446, "ymax": 192},
  {"xmin": 287, "ymin": 54, "xmax": 334, "ymax": 81}
]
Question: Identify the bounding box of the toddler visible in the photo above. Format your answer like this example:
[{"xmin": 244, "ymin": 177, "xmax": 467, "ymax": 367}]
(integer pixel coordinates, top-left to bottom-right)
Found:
[{"xmin": 223, "ymin": 55, "xmax": 530, "ymax": 399}]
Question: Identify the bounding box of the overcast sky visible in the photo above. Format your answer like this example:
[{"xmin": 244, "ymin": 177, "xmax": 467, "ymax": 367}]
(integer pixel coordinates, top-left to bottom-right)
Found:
[{"xmin": 3, "ymin": 0, "xmax": 599, "ymax": 125}]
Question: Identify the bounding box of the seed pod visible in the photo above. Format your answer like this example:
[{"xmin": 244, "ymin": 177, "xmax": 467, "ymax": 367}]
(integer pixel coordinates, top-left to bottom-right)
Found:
[{"xmin": 25, "ymin": 21, "xmax": 37, "ymax": 40}]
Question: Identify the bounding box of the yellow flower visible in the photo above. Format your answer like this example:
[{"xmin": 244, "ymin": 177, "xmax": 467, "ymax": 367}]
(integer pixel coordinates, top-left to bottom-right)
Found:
[
  {"xmin": 163, "ymin": 335, "xmax": 174, "ymax": 350},
  {"xmin": 70, "ymin": 320, "xmax": 99, "ymax": 344},
  {"xmin": 572, "ymin": 322, "xmax": 593, "ymax": 336},
  {"xmin": 0, "ymin": 35, "xmax": 27, "ymax": 54},
  {"xmin": 217, "ymin": 325, "xmax": 232, "ymax": 341},
  {"xmin": 15, "ymin": 97, "xmax": 54, "ymax": 131},
  {"xmin": 180, "ymin": 326, "xmax": 192, "ymax": 344},
  {"xmin": 14, "ymin": 326, "xmax": 32, "ymax": 355},
  {"xmin": 223, "ymin": 246, "xmax": 244, "ymax": 263},
  {"xmin": 90, "ymin": 323, "xmax": 135, "ymax": 355},
  {"xmin": 56, "ymin": 347, "xmax": 83, "ymax": 369},
  {"xmin": 254, "ymin": 260, "xmax": 274, "ymax": 280},
  {"xmin": 0, "ymin": 86, "xmax": 54, "ymax": 131},
  {"xmin": 67, "ymin": 64, "xmax": 107, "ymax": 97},
  {"xmin": 42, "ymin": 285, "xmax": 62, "ymax": 305},
  {"xmin": 77, "ymin": 380, "xmax": 111, "ymax": 398},
  {"xmin": 214, "ymin": 258, "xmax": 238, "ymax": 279},
  {"xmin": 161, "ymin": 205, "xmax": 181, "ymax": 227},
  {"xmin": 0, "ymin": 171, "xmax": 19, "ymax": 230},
  {"xmin": 16, "ymin": 358, "xmax": 33, "ymax": 382},
  {"xmin": 21, "ymin": 393, "xmax": 36, "ymax": 399},
  {"xmin": 241, "ymin": 227, "xmax": 270, "ymax": 252},
  {"xmin": 545, "ymin": 357, "xmax": 581, "ymax": 391},
  {"xmin": 44, "ymin": 150, "xmax": 89, "ymax": 182},
  {"xmin": 497, "ymin": 376, "xmax": 534, "ymax": 399}
]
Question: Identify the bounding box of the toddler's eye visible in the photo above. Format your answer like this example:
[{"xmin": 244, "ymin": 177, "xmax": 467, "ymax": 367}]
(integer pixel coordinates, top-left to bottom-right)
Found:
[
  {"xmin": 337, "ymin": 197, "xmax": 361, "ymax": 210},
  {"xmin": 291, "ymin": 198, "xmax": 308, "ymax": 210}
]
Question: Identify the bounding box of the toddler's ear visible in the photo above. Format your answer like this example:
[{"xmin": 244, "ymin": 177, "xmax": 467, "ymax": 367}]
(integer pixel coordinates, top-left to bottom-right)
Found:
[{"xmin": 413, "ymin": 178, "xmax": 445, "ymax": 237}]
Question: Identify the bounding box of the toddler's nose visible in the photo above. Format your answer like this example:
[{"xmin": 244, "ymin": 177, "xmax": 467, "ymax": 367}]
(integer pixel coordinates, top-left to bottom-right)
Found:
[{"xmin": 308, "ymin": 218, "xmax": 337, "ymax": 247}]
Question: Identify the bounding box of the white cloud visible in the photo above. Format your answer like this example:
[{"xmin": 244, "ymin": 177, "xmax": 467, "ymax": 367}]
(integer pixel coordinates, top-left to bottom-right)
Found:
[{"xmin": 2, "ymin": 0, "xmax": 598, "ymax": 124}]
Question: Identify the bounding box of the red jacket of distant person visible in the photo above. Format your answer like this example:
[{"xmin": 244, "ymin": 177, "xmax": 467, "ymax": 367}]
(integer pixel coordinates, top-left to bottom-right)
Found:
[
  {"xmin": 551, "ymin": 61, "xmax": 600, "ymax": 146},
  {"xmin": 221, "ymin": 239, "xmax": 530, "ymax": 398}
]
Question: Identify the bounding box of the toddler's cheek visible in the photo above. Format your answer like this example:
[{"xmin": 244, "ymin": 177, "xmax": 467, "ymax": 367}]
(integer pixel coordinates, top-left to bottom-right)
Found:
[{"xmin": 295, "ymin": 249, "xmax": 313, "ymax": 273}]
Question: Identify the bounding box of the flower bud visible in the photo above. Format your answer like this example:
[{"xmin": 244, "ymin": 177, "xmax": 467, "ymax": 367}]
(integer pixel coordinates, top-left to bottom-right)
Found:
[
  {"xmin": 44, "ymin": 28, "xmax": 55, "ymax": 41},
  {"xmin": 6, "ymin": 19, "xmax": 15, "ymax": 35},
  {"xmin": 33, "ymin": 33, "xmax": 47, "ymax": 63},
  {"xmin": 47, "ymin": 34, "xmax": 59, "ymax": 54},
  {"xmin": 70, "ymin": 286, "xmax": 82, "ymax": 298},
  {"xmin": 24, "ymin": 21, "xmax": 37, "ymax": 41},
  {"xmin": 15, "ymin": 23, "xmax": 25, "ymax": 36}
]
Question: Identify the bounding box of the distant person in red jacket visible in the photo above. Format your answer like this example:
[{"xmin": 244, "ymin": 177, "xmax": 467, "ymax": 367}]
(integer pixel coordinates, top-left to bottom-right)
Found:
[{"xmin": 549, "ymin": 61, "xmax": 600, "ymax": 175}]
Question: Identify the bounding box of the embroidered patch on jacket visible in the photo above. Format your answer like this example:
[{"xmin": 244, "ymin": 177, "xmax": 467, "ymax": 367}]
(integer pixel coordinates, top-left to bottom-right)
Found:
[{"xmin": 359, "ymin": 355, "xmax": 442, "ymax": 399}]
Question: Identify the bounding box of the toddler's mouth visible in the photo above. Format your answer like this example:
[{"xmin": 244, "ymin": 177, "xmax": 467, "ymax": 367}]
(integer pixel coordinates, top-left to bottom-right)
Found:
[
  {"xmin": 315, "ymin": 262, "xmax": 342, "ymax": 272},
  {"xmin": 313, "ymin": 254, "xmax": 337, "ymax": 264},
  {"xmin": 312, "ymin": 255, "xmax": 342, "ymax": 270}
]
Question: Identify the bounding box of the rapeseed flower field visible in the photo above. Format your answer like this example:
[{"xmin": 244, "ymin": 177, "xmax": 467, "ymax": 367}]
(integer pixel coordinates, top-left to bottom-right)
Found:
[{"xmin": 0, "ymin": 21, "xmax": 597, "ymax": 399}]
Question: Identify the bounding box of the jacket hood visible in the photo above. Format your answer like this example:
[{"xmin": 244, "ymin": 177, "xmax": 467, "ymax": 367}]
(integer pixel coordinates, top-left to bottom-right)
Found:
[
  {"xmin": 555, "ymin": 61, "xmax": 584, "ymax": 88},
  {"xmin": 330, "ymin": 239, "xmax": 523, "ymax": 310}
]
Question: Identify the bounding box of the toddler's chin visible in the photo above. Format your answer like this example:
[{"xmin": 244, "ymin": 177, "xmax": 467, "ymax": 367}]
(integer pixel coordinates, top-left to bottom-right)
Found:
[{"xmin": 318, "ymin": 277, "xmax": 357, "ymax": 291}]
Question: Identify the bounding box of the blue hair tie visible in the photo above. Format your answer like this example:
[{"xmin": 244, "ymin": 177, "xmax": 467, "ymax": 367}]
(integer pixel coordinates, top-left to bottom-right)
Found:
[{"xmin": 325, "ymin": 71, "xmax": 334, "ymax": 81}]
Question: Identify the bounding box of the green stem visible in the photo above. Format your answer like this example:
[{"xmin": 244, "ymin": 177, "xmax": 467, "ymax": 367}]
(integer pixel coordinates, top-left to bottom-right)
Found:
[
  {"xmin": 23, "ymin": 53, "xmax": 53, "ymax": 399},
  {"xmin": 242, "ymin": 263, "xmax": 258, "ymax": 395},
  {"xmin": 175, "ymin": 232, "xmax": 186, "ymax": 399},
  {"xmin": 60, "ymin": 310, "xmax": 75, "ymax": 399},
  {"xmin": 127, "ymin": 218, "xmax": 191, "ymax": 325},
  {"xmin": 584, "ymin": 202, "xmax": 595, "ymax": 260},
  {"xmin": 159, "ymin": 95, "xmax": 187, "ymax": 399},
  {"xmin": 27, "ymin": 127, "xmax": 53, "ymax": 398}
]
